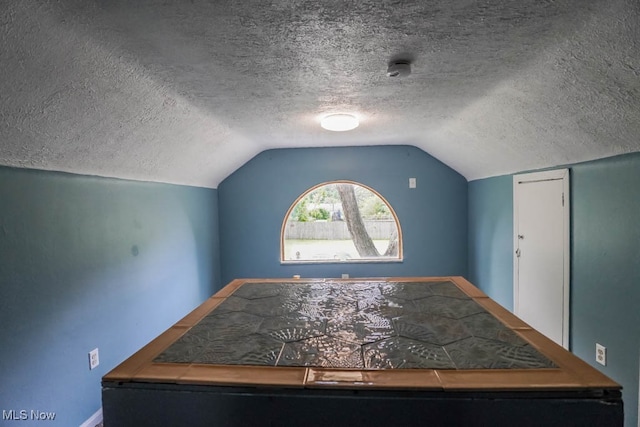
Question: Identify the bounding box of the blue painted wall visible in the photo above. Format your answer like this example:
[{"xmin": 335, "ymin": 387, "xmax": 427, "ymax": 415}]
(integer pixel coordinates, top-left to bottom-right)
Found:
[
  {"xmin": 218, "ymin": 146, "xmax": 468, "ymax": 284},
  {"xmin": 467, "ymin": 153, "xmax": 640, "ymax": 427},
  {"xmin": 5, "ymin": 145, "xmax": 636, "ymax": 426},
  {"xmin": 467, "ymin": 175, "xmax": 514, "ymax": 310},
  {"xmin": 0, "ymin": 166, "xmax": 220, "ymax": 426}
]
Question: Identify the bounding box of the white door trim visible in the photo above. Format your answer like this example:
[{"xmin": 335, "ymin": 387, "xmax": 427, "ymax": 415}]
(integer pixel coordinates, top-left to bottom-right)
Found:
[{"xmin": 513, "ymin": 169, "xmax": 570, "ymax": 349}]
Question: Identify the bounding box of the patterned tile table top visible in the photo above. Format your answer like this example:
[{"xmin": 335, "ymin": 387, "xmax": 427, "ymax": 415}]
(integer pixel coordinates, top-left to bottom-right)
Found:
[{"xmin": 154, "ymin": 280, "xmax": 556, "ymax": 370}]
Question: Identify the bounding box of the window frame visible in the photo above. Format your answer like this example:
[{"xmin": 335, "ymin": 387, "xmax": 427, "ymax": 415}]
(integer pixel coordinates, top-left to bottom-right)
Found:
[{"xmin": 280, "ymin": 180, "xmax": 403, "ymax": 264}]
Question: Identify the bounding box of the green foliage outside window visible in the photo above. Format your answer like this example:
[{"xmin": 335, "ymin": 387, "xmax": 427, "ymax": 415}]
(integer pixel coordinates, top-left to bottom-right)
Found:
[
  {"xmin": 309, "ymin": 208, "xmax": 330, "ymax": 221},
  {"xmin": 290, "ymin": 198, "xmax": 309, "ymax": 222}
]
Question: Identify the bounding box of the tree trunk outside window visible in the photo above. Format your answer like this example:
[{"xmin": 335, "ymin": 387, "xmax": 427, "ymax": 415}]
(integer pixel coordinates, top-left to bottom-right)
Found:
[
  {"xmin": 384, "ymin": 227, "xmax": 399, "ymax": 257},
  {"xmin": 336, "ymin": 184, "xmax": 381, "ymax": 257}
]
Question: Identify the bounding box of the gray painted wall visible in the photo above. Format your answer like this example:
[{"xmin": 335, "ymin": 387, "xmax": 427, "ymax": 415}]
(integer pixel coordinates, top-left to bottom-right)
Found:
[
  {"xmin": 468, "ymin": 153, "xmax": 640, "ymax": 427},
  {"xmin": 218, "ymin": 145, "xmax": 468, "ymax": 284},
  {"xmin": 0, "ymin": 166, "xmax": 220, "ymax": 426}
]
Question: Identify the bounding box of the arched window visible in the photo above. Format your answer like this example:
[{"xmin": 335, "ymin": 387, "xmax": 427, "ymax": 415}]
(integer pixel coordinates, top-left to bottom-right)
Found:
[{"xmin": 281, "ymin": 181, "xmax": 402, "ymax": 263}]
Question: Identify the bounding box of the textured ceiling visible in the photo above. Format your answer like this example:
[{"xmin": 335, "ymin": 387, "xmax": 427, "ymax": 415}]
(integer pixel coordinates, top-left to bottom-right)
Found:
[{"xmin": 1, "ymin": 0, "xmax": 639, "ymax": 188}]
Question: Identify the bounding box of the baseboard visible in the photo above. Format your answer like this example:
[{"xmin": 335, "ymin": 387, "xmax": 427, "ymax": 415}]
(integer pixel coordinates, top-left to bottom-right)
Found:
[{"xmin": 79, "ymin": 408, "xmax": 102, "ymax": 427}]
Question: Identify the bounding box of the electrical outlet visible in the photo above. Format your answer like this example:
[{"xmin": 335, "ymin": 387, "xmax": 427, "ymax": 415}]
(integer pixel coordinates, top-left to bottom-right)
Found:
[
  {"xmin": 409, "ymin": 178, "xmax": 417, "ymax": 188},
  {"xmin": 341, "ymin": 273, "xmax": 349, "ymax": 279},
  {"xmin": 596, "ymin": 343, "xmax": 606, "ymax": 366},
  {"xmin": 89, "ymin": 348, "xmax": 100, "ymax": 370}
]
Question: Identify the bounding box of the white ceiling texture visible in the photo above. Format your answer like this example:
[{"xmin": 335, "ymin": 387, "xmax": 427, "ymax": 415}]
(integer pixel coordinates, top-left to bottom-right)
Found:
[{"xmin": 1, "ymin": 0, "xmax": 639, "ymax": 188}]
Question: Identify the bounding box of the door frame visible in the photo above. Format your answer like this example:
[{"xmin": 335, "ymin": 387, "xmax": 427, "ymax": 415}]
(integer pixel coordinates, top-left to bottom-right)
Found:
[{"xmin": 513, "ymin": 169, "xmax": 570, "ymax": 349}]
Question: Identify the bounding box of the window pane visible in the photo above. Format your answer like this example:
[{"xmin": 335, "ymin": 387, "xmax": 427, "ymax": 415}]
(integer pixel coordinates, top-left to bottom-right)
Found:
[{"xmin": 282, "ymin": 182, "xmax": 402, "ymax": 262}]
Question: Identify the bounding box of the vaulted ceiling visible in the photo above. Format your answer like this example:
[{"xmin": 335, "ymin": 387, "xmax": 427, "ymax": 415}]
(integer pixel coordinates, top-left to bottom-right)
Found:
[{"xmin": 2, "ymin": 0, "xmax": 639, "ymax": 188}]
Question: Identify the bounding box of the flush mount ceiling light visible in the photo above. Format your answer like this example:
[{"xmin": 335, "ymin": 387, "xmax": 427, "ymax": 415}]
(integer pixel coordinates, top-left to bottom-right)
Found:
[{"xmin": 320, "ymin": 114, "xmax": 359, "ymax": 132}]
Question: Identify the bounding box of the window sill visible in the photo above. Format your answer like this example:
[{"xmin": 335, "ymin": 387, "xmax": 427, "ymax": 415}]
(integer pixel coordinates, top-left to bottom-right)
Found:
[{"xmin": 281, "ymin": 258, "xmax": 403, "ymax": 265}]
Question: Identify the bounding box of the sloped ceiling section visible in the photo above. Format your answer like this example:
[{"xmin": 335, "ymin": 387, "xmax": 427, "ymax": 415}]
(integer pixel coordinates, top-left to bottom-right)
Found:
[{"xmin": 1, "ymin": 0, "xmax": 639, "ymax": 188}]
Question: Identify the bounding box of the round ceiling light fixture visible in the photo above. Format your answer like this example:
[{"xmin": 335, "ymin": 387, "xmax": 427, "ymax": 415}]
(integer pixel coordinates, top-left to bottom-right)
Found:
[{"xmin": 320, "ymin": 113, "xmax": 359, "ymax": 132}]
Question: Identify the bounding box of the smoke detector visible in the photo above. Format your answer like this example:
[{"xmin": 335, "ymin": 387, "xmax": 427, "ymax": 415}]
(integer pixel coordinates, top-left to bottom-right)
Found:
[{"xmin": 387, "ymin": 60, "xmax": 411, "ymax": 78}]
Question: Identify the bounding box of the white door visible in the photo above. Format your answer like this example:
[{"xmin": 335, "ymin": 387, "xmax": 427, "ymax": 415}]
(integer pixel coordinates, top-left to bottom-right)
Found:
[{"xmin": 513, "ymin": 169, "xmax": 570, "ymax": 349}]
